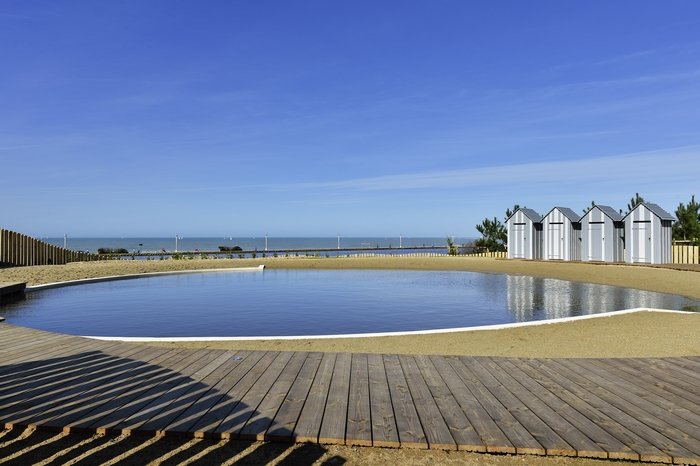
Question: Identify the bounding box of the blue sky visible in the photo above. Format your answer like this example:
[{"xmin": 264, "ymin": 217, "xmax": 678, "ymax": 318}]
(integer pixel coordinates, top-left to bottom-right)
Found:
[{"xmin": 2, "ymin": 1, "xmax": 699, "ymax": 238}]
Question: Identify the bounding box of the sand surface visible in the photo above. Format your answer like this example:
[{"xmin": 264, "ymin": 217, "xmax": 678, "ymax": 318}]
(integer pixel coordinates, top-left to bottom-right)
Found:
[{"xmin": 1, "ymin": 256, "xmax": 699, "ymax": 465}]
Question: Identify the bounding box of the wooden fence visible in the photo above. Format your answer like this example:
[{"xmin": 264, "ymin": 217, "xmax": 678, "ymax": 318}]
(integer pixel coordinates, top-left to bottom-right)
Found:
[
  {"xmin": 0, "ymin": 229, "xmax": 95, "ymax": 267},
  {"xmin": 463, "ymin": 251, "xmax": 507, "ymax": 258},
  {"xmin": 672, "ymin": 243, "xmax": 700, "ymax": 264}
]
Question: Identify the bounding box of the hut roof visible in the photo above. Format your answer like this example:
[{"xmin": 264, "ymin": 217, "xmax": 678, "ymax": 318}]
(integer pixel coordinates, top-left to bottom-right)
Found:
[
  {"xmin": 623, "ymin": 202, "xmax": 676, "ymax": 221},
  {"xmin": 519, "ymin": 208, "xmax": 542, "ymax": 223},
  {"xmin": 590, "ymin": 205, "xmax": 623, "ymax": 222},
  {"xmin": 543, "ymin": 207, "xmax": 581, "ymax": 223},
  {"xmin": 506, "ymin": 208, "xmax": 542, "ymax": 223}
]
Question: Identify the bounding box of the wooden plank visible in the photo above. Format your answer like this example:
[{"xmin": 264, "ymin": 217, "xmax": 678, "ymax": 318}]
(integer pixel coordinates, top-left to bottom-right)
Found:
[
  {"xmin": 120, "ymin": 350, "xmax": 249, "ymax": 434},
  {"xmin": 11, "ymin": 345, "xmax": 181, "ymax": 426},
  {"xmin": 554, "ymin": 358, "xmax": 700, "ymax": 460},
  {"xmin": 596, "ymin": 358, "xmax": 700, "ymax": 409},
  {"xmin": 1, "ymin": 345, "xmax": 173, "ymax": 426},
  {"xmin": 481, "ymin": 357, "xmax": 609, "ymax": 458},
  {"xmin": 467, "ymin": 357, "xmax": 576, "ymax": 456},
  {"xmin": 413, "ymin": 355, "xmax": 483, "ymax": 451},
  {"xmin": 122, "ymin": 350, "xmax": 244, "ymax": 433},
  {"xmin": 345, "ymin": 353, "xmax": 372, "ymax": 446},
  {"xmin": 215, "ymin": 351, "xmax": 294, "ymax": 437},
  {"xmin": 42, "ymin": 348, "xmax": 195, "ymax": 430},
  {"xmin": 382, "ymin": 354, "xmax": 427, "ymax": 449},
  {"xmin": 318, "ymin": 352, "xmax": 352, "ymax": 445},
  {"xmin": 239, "ymin": 351, "xmax": 309, "ymax": 440},
  {"xmin": 447, "ymin": 356, "xmax": 543, "ymax": 455},
  {"xmin": 399, "ymin": 355, "xmax": 456, "ymax": 450},
  {"xmin": 0, "ymin": 332, "xmax": 109, "ymax": 360},
  {"xmin": 0, "ymin": 327, "xmax": 61, "ymax": 351},
  {"xmin": 659, "ymin": 358, "xmax": 700, "ymax": 381},
  {"xmin": 367, "ymin": 353, "xmax": 399, "ymax": 448},
  {"xmin": 293, "ymin": 352, "xmax": 336, "ymax": 443},
  {"xmin": 665, "ymin": 357, "xmax": 700, "ymax": 373},
  {"xmin": 585, "ymin": 359, "xmax": 700, "ymax": 428},
  {"xmin": 429, "ymin": 355, "xmax": 513, "ymax": 454},
  {"xmin": 188, "ymin": 351, "xmax": 278, "ymax": 435},
  {"xmin": 493, "ymin": 358, "xmax": 634, "ymax": 459},
  {"xmin": 163, "ymin": 351, "xmax": 266, "ymax": 433},
  {"xmin": 523, "ymin": 359, "xmax": 673, "ymax": 463},
  {"xmin": 76, "ymin": 349, "xmax": 227, "ymax": 431},
  {"xmin": 0, "ymin": 341, "xmax": 130, "ymax": 394},
  {"xmin": 0, "ymin": 339, "xmax": 124, "ymax": 384},
  {"xmin": 639, "ymin": 358, "xmax": 700, "ymax": 384},
  {"xmin": 611, "ymin": 358, "xmax": 700, "ymax": 405},
  {"xmin": 0, "ymin": 333, "xmax": 101, "ymax": 366},
  {"xmin": 0, "ymin": 343, "xmax": 160, "ymax": 415},
  {"xmin": 266, "ymin": 352, "xmax": 323, "ymax": 442}
]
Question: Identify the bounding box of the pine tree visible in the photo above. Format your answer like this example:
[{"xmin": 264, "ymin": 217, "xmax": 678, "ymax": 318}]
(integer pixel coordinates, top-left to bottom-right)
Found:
[
  {"xmin": 673, "ymin": 195, "xmax": 700, "ymax": 245},
  {"xmin": 627, "ymin": 193, "xmax": 645, "ymax": 213},
  {"xmin": 582, "ymin": 200, "xmax": 596, "ymax": 214},
  {"xmin": 474, "ymin": 217, "xmax": 506, "ymax": 252},
  {"xmin": 474, "ymin": 205, "xmax": 522, "ymax": 252}
]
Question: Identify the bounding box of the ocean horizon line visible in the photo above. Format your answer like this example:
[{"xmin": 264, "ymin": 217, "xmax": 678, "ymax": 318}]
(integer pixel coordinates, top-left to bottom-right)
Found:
[{"xmin": 41, "ymin": 236, "xmax": 475, "ymax": 254}]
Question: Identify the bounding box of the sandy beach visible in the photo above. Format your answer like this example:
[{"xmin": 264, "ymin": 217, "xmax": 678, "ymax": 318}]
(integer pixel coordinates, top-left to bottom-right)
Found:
[{"xmin": 1, "ymin": 256, "xmax": 699, "ymax": 465}]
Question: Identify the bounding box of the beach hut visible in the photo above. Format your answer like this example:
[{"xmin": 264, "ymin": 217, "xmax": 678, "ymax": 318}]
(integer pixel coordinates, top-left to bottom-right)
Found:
[
  {"xmin": 541, "ymin": 207, "xmax": 582, "ymax": 261},
  {"xmin": 580, "ymin": 205, "xmax": 624, "ymax": 262},
  {"xmin": 506, "ymin": 208, "xmax": 542, "ymax": 259},
  {"xmin": 623, "ymin": 203, "xmax": 675, "ymax": 264}
]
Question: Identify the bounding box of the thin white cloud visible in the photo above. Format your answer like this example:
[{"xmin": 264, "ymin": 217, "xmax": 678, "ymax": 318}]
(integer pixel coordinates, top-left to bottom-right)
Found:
[{"xmin": 281, "ymin": 145, "xmax": 700, "ymax": 192}]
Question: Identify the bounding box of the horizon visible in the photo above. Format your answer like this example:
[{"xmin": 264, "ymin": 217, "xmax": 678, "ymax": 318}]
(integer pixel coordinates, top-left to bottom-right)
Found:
[{"xmin": 2, "ymin": 2, "xmax": 699, "ymax": 238}]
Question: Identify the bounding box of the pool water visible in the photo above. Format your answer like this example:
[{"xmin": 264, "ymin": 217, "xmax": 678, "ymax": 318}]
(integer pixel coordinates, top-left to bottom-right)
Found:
[{"xmin": 1, "ymin": 269, "xmax": 698, "ymax": 337}]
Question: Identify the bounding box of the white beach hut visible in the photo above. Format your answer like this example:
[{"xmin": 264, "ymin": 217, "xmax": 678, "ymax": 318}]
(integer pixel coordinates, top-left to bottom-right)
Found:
[
  {"xmin": 541, "ymin": 207, "xmax": 582, "ymax": 261},
  {"xmin": 580, "ymin": 205, "xmax": 624, "ymax": 262},
  {"xmin": 506, "ymin": 208, "xmax": 542, "ymax": 259},
  {"xmin": 623, "ymin": 203, "xmax": 675, "ymax": 264}
]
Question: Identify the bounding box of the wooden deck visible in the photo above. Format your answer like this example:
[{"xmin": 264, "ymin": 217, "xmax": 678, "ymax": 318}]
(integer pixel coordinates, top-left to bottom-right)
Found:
[
  {"xmin": 0, "ymin": 282, "xmax": 25, "ymax": 308},
  {"xmin": 0, "ymin": 324, "xmax": 699, "ymax": 464}
]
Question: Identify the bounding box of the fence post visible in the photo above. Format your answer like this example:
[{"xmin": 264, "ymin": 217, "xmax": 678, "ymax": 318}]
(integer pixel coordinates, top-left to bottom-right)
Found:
[
  {"xmin": 0, "ymin": 229, "xmax": 4, "ymax": 265},
  {"xmin": 9, "ymin": 231, "xmax": 15, "ymax": 265}
]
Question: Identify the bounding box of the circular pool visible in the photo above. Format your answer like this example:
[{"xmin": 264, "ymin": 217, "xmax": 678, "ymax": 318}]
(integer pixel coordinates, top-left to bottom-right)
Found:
[{"xmin": 1, "ymin": 269, "xmax": 698, "ymax": 337}]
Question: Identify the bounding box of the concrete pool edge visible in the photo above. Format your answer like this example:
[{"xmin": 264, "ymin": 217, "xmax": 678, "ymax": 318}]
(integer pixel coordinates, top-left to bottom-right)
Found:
[
  {"xmin": 84, "ymin": 307, "xmax": 694, "ymax": 342},
  {"xmin": 24, "ymin": 264, "xmax": 265, "ymax": 291}
]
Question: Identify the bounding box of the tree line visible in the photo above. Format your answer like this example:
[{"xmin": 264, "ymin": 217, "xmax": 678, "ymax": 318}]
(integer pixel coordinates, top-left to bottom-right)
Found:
[{"xmin": 473, "ymin": 194, "xmax": 700, "ymax": 252}]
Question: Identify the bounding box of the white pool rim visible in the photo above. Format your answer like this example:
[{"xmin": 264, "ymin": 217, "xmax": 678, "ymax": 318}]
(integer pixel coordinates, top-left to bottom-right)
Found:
[{"xmin": 85, "ymin": 307, "xmax": 693, "ymax": 342}]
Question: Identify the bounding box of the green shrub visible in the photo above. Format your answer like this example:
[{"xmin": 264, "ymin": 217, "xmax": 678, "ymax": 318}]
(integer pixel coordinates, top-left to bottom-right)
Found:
[
  {"xmin": 218, "ymin": 246, "xmax": 243, "ymax": 252},
  {"xmin": 97, "ymin": 248, "xmax": 128, "ymax": 254}
]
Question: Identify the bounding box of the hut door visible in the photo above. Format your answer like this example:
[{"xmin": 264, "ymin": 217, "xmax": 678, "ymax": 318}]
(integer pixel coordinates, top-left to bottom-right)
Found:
[
  {"xmin": 512, "ymin": 223, "xmax": 525, "ymax": 258},
  {"xmin": 547, "ymin": 223, "xmax": 563, "ymax": 259},
  {"xmin": 589, "ymin": 224, "xmax": 604, "ymax": 261},
  {"xmin": 632, "ymin": 221, "xmax": 652, "ymax": 263}
]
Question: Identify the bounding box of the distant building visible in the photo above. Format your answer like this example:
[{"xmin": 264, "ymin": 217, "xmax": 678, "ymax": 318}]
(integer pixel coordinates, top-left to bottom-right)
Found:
[
  {"xmin": 580, "ymin": 205, "xmax": 624, "ymax": 262},
  {"xmin": 506, "ymin": 208, "xmax": 542, "ymax": 260},
  {"xmin": 541, "ymin": 207, "xmax": 582, "ymax": 261},
  {"xmin": 623, "ymin": 203, "xmax": 675, "ymax": 264}
]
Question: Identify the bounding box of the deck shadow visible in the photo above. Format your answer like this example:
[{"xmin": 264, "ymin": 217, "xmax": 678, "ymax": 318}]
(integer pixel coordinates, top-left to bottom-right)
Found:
[{"xmin": 0, "ymin": 349, "xmax": 273, "ymax": 440}]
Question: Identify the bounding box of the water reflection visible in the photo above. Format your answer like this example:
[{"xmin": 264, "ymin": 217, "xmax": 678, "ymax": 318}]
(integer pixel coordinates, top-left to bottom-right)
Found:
[
  {"xmin": 2, "ymin": 270, "xmax": 698, "ymax": 337},
  {"xmin": 506, "ymin": 275, "xmax": 694, "ymax": 322}
]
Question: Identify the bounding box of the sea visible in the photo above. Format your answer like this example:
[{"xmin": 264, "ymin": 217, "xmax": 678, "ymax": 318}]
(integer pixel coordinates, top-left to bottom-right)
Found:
[{"xmin": 42, "ymin": 236, "xmax": 474, "ymax": 255}]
